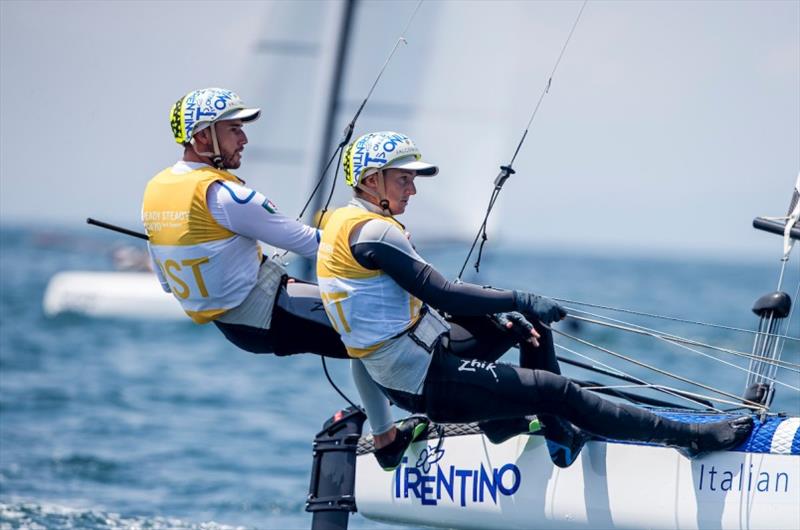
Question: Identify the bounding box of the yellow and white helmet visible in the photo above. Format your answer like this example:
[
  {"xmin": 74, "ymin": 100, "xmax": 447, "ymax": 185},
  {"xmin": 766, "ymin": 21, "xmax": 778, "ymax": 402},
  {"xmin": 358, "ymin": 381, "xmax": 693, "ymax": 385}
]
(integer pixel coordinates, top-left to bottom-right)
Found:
[
  {"xmin": 169, "ymin": 88, "xmax": 260, "ymax": 145},
  {"xmin": 343, "ymin": 131, "xmax": 438, "ymax": 188}
]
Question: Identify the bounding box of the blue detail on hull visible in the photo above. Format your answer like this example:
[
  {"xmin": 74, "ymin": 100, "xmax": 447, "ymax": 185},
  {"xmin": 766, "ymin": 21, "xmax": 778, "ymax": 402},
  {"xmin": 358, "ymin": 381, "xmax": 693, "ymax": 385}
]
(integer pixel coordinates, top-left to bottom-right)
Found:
[{"xmin": 614, "ymin": 410, "xmax": 800, "ymax": 455}]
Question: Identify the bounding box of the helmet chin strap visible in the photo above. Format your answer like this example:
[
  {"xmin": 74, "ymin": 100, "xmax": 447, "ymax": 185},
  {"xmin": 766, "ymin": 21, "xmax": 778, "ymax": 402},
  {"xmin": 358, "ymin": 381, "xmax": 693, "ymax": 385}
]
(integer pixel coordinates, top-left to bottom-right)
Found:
[
  {"xmin": 357, "ymin": 170, "xmax": 392, "ymax": 215},
  {"xmin": 190, "ymin": 123, "xmax": 225, "ymax": 169},
  {"xmin": 376, "ymin": 171, "xmax": 391, "ymax": 213}
]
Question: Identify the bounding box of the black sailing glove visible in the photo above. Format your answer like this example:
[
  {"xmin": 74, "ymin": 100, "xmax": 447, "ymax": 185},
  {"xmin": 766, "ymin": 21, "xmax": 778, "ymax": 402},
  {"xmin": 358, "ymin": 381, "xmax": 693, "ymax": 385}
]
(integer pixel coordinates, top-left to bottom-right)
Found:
[
  {"xmin": 512, "ymin": 291, "xmax": 567, "ymax": 325},
  {"xmin": 492, "ymin": 311, "xmax": 536, "ymax": 342}
]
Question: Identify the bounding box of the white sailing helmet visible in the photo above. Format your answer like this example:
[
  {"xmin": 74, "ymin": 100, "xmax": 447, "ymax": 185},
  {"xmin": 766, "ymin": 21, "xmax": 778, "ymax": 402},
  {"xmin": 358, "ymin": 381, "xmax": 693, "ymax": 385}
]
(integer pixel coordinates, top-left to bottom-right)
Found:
[
  {"xmin": 169, "ymin": 88, "xmax": 260, "ymax": 146},
  {"xmin": 343, "ymin": 131, "xmax": 438, "ymax": 188}
]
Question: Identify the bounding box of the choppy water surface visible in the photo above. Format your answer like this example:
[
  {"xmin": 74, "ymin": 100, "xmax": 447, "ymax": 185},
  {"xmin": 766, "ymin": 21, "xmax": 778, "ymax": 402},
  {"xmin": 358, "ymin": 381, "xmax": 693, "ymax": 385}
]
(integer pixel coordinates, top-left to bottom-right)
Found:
[{"xmin": 1, "ymin": 225, "xmax": 797, "ymax": 529}]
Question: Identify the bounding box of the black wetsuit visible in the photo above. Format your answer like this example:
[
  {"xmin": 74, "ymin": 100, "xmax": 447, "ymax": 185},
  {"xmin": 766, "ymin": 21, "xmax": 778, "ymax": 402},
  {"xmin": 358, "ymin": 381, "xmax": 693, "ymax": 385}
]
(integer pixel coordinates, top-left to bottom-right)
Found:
[
  {"xmin": 214, "ymin": 281, "xmax": 350, "ymax": 359},
  {"xmin": 352, "ymin": 236, "xmax": 720, "ymax": 446}
]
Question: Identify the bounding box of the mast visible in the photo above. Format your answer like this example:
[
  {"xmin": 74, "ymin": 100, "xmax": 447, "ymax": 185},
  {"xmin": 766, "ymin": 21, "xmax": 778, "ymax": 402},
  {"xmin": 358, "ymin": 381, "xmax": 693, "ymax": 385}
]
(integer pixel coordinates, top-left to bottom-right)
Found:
[{"xmin": 302, "ymin": 0, "xmax": 357, "ymax": 280}]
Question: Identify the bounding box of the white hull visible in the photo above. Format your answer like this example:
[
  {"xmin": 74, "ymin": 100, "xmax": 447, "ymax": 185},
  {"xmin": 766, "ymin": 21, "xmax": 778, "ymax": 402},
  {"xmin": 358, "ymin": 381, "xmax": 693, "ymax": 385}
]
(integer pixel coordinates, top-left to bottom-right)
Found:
[
  {"xmin": 356, "ymin": 432, "xmax": 800, "ymax": 530},
  {"xmin": 43, "ymin": 271, "xmax": 184, "ymax": 320}
]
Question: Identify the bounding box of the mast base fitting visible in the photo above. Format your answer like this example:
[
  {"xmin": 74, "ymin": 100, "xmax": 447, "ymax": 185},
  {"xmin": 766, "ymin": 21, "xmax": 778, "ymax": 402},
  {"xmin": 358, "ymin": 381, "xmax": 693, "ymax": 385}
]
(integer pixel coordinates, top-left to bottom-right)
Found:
[
  {"xmin": 752, "ymin": 291, "xmax": 792, "ymax": 319},
  {"xmin": 743, "ymin": 382, "xmax": 773, "ymax": 407}
]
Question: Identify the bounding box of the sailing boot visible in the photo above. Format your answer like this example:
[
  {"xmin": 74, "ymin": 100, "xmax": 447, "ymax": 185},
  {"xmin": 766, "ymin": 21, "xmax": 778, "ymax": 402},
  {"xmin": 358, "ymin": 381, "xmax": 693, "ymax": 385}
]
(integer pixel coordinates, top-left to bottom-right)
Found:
[
  {"xmin": 480, "ymin": 416, "xmax": 542, "ymax": 445},
  {"xmin": 374, "ymin": 415, "xmax": 430, "ymax": 471},
  {"xmin": 674, "ymin": 416, "xmax": 754, "ymax": 459},
  {"xmin": 541, "ymin": 416, "xmax": 591, "ymax": 468}
]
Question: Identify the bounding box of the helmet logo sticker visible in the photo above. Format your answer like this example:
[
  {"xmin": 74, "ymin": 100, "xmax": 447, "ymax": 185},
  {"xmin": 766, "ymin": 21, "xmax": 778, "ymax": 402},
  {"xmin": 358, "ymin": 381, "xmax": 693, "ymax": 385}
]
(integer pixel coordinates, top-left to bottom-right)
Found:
[
  {"xmin": 169, "ymin": 88, "xmax": 253, "ymax": 145},
  {"xmin": 345, "ymin": 131, "xmax": 420, "ymax": 187}
]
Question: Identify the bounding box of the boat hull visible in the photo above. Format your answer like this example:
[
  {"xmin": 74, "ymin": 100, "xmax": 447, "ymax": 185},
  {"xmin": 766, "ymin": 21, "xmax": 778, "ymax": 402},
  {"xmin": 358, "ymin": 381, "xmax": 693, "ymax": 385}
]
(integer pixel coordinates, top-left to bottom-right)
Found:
[
  {"xmin": 355, "ymin": 420, "xmax": 800, "ymax": 529},
  {"xmin": 43, "ymin": 271, "xmax": 184, "ymax": 320}
]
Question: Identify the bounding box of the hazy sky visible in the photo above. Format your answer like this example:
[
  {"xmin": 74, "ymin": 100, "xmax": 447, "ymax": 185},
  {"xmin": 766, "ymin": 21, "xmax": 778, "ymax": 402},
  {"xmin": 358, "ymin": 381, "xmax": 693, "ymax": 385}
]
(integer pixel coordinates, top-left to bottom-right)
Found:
[{"xmin": 1, "ymin": 0, "xmax": 798, "ymax": 262}]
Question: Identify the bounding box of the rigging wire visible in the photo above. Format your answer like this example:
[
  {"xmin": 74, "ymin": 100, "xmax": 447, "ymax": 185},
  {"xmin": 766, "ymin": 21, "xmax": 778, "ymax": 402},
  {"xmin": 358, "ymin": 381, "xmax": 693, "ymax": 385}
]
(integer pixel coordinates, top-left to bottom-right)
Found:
[
  {"xmin": 553, "ymin": 296, "xmax": 800, "ymax": 343},
  {"xmin": 775, "ymin": 278, "xmax": 800, "ymax": 373},
  {"xmin": 549, "ymin": 325, "xmax": 764, "ymax": 408},
  {"xmin": 457, "ymin": 0, "xmax": 589, "ymax": 280},
  {"xmin": 760, "ymin": 276, "xmax": 800, "ymax": 406},
  {"xmin": 297, "ymin": 0, "xmax": 425, "ymax": 223},
  {"xmin": 566, "ymin": 310, "xmax": 800, "ymax": 373},
  {"xmin": 554, "ymin": 343, "xmax": 726, "ymax": 412},
  {"xmin": 566, "ymin": 313, "xmax": 800, "ymax": 392},
  {"xmin": 301, "ymin": 0, "xmax": 425, "ymax": 406},
  {"xmin": 577, "ymin": 383, "xmax": 762, "ymax": 410}
]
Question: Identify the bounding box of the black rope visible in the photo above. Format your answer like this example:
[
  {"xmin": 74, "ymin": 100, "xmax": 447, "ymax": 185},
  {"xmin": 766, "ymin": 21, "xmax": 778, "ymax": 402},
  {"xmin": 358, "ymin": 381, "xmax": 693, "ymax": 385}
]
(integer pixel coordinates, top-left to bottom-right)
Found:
[
  {"xmin": 296, "ymin": 0, "xmax": 423, "ymax": 222},
  {"xmin": 298, "ymin": 1, "xmax": 425, "ymax": 408},
  {"xmin": 456, "ymin": 1, "xmax": 588, "ymax": 280},
  {"xmin": 459, "ymin": 172, "xmax": 509, "ymax": 278},
  {"xmin": 317, "ymin": 142, "xmax": 348, "ymax": 229},
  {"xmin": 297, "ymin": 141, "xmax": 348, "ymax": 221},
  {"xmin": 321, "ymin": 357, "xmax": 362, "ymax": 412}
]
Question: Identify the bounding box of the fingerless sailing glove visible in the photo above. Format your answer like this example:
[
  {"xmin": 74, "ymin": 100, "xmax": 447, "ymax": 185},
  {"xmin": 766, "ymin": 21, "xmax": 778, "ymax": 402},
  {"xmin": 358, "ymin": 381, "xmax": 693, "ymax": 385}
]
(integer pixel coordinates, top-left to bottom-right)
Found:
[
  {"xmin": 512, "ymin": 291, "xmax": 567, "ymax": 324},
  {"xmin": 492, "ymin": 311, "xmax": 536, "ymax": 341}
]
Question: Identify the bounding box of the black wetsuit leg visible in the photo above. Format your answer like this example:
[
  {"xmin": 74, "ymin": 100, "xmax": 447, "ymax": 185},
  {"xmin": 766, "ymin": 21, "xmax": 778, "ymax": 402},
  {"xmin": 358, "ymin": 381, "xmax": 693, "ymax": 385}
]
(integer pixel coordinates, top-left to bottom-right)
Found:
[
  {"xmin": 446, "ymin": 316, "xmax": 558, "ymax": 372},
  {"xmin": 420, "ymin": 347, "xmax": 699, "ymax": 445},
  {"xmin": 445, "ymin": 316, "xmax": 516, "ymax": 362},
  {"xmin": 518, "ymin": 321, "xmax": 560, "ymax": 373},
  {"xmin": 511, "ymin": 322, "xmax": 576, "ymax": 441},
  {"xmin": 213, "ymin": 306, "xmax": 349, "ymax": 359},
  {"xmin": 446, "ymin": 317, "xmax": 571, "ymax": 440}
]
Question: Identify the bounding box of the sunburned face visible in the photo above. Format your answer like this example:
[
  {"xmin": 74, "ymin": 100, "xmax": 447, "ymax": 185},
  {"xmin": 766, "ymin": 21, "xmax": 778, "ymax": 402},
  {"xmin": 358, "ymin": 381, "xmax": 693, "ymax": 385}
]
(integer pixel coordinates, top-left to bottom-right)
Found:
[{"xmin": 378, "ymin": 169, "xmax": 417, "ymax": 215}]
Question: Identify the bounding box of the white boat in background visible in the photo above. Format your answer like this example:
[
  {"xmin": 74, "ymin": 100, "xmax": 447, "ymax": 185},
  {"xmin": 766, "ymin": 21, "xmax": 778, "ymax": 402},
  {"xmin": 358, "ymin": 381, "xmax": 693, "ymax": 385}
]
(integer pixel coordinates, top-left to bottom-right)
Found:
[
  {"xmin": 43, "ymin": 270, "xmax": 183, "ymax": 320},
  {"xmin": 41, "ymin": 238, "xmax": 184, "ymax": 320}
]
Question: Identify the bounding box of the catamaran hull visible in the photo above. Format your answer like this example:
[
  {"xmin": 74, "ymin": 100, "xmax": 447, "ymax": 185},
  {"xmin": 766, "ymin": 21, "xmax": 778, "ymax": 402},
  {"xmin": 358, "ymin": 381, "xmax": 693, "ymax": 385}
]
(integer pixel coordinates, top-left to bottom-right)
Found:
[
  {"xmin": 355, "ymin": 428, "xmax": 800, "ymax": 529},
  {"xmin": 43, "ymin": 271, "xmax": 184, "ymax": 319}
]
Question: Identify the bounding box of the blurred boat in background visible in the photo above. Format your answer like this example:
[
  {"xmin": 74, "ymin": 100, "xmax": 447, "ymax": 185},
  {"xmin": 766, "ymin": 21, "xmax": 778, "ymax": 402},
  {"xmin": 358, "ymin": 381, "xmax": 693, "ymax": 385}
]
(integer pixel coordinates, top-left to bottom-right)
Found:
[{"xmin": 43, "ymin": 270, "xmax": 182, "ymax": 320}]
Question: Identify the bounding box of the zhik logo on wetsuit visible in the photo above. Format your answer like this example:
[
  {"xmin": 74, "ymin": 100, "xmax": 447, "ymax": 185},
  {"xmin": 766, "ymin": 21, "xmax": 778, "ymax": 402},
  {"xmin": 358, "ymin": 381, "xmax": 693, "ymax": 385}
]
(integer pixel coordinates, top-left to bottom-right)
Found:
[
  {"xmin": 458, "ymin": 359, "xmax": 499, "ymax": 381},
  {"xmin": 393, "ymin": 446, "xmax": 521, "ymax": 507}
]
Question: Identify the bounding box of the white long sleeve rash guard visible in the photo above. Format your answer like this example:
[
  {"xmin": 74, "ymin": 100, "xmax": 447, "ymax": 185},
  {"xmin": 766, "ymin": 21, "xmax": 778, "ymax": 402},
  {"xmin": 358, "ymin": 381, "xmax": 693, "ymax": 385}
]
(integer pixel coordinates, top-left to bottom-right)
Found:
[{"xmin": 150, "ymin": 161, "xmax": 320, "ymax": 291}]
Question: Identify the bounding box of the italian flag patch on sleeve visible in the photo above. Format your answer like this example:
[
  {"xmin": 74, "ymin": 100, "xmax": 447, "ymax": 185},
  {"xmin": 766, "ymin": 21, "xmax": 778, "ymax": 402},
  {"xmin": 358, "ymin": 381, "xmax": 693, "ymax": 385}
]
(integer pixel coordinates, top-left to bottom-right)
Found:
[{"xmin": 262, "ymin": 198, "xmax": 278, "ymax": 214}]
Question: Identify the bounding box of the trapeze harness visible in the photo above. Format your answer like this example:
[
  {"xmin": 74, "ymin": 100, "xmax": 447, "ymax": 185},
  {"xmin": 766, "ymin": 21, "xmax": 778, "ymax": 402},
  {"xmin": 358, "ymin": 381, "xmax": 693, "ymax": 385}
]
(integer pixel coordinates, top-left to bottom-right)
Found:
[{"xmin": 317, "ymin": 198, "xmax": 730, "ymax": 447}]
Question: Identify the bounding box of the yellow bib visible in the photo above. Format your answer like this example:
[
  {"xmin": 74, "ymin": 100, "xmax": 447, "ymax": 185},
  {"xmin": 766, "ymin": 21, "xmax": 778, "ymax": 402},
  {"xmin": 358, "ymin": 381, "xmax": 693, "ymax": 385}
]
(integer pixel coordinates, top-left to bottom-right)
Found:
[
  {"xmin": 317, "ymin": 205, "xmax": 422, "ymax": 357},
  {"xmin": 142, "ymin": 166, "xmax": 261, "ymax": 323}
]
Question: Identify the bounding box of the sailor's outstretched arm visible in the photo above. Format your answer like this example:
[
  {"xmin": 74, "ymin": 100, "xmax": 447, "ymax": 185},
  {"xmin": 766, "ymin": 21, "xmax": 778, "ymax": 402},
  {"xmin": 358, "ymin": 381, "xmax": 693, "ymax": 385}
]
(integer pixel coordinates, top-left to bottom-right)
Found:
[
  {"xmin": 350, "ymin": 219, "xmax": 515, "ymax": 316},
  {"xmin": 351, "ymin": 359, "xmax": 394, "ymax": 435},
  {"xmin": 207, "ymin": 181, "xmax": 320, "ymax": 257},
  {"xmin": 351, "ymin": 219, "xmax": 566, "ymax": 322}
]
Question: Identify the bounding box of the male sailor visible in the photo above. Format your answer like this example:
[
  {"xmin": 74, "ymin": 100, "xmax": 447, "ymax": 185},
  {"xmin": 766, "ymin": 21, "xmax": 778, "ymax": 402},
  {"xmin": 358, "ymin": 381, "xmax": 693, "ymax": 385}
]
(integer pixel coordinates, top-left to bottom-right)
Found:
[
  {"xmin": 317, "ymin": 130, "xmax": 754, "ymax": 467},
  {"xmin": 141, "ymin": 88, "xmax": 425, "ymax": 468}
]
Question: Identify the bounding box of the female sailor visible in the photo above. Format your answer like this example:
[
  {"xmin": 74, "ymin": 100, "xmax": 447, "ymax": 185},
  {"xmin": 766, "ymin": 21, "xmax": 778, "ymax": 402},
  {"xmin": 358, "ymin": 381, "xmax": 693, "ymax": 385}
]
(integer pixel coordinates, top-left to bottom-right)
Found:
[{"xmin": 317, "ymin": 131, "xmax": 754, "ymax": 467}]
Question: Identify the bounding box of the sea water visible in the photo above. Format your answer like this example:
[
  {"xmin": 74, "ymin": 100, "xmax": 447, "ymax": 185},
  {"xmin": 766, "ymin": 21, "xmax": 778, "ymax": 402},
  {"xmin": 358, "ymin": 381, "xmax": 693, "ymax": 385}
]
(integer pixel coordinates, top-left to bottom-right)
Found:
[{"xmin": 1, "ymin": 224, "xmax": 798, "ymax": 530}]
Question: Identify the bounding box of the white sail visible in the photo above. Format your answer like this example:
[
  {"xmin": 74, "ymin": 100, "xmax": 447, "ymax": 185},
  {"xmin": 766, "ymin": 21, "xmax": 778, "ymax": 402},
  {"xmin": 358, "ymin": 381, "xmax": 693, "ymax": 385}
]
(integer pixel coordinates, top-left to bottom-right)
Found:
[{"xmin": 314, "ymin": 0, "xmax": 799, "ymax": 259}]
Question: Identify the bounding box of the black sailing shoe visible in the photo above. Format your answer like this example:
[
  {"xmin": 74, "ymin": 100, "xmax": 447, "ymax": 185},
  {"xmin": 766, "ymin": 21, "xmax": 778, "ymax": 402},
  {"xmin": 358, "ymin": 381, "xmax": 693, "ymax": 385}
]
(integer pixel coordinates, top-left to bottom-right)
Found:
[
  {"xmin": 677, "ymin": 415, "xmax": 753, "ymax": 460},
  {"xmin": 480, "ymin": 416, "xmax": 543, "ymax": 445},
  {"xmin": 543, "ymin": 418, "xmax": 590, "ymax": 469},
  {"xmin": 374, "ymin": 415, "xmax": 430, "ymax": 471}
]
